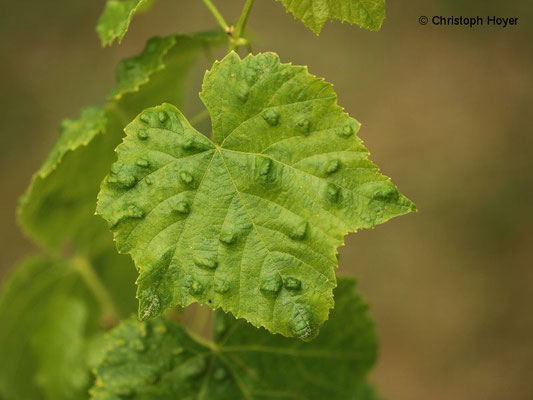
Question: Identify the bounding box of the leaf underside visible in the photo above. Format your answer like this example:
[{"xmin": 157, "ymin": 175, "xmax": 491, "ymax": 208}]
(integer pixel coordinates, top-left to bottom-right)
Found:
[
  {"xmin": 97, "ymin": 51, "xmax": 415, "ymax": 339},
  {"xmin": 96, "ymin": 0, "xmax": 155, "ymax": 46},
  {"xmin": 277, "ymin": 0, "xmax": 386, "ymax": 34},
  {"xmin": 17, "ymin": 32, "xmax": 225, "ymax": 253},
  {"xmin": 91, "ymin": 279, "xmax": 380, "ymax": 400}
]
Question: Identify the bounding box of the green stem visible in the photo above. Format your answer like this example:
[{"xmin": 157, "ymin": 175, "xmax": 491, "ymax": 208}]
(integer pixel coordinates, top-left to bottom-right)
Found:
[
  {"xmin": 233, "ymin": 0, "xmax": 254, "ymax": 41},
  {"xmin": 189, "ymin": 109, "xmax": 210, "ymax": 127},
  {"xmin": 191, "ymin": 305, "xmax": 211, "ymax": 336},
  {"xmin": 73, "ymin": 257, "xmax": 120, "ymax": 327},
  {"xmin": 187, "ymin": 327, "xmax": 219, "ymax": 352},
  {"xmin": 202, "ymin": 0, "xmax": 229, "ymax": 32}
]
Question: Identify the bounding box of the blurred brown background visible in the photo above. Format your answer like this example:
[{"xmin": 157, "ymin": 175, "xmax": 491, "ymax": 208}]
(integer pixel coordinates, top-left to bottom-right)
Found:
[{"xmin": 1, "ymin": 1, "xmax": 532, "ymax": 399}]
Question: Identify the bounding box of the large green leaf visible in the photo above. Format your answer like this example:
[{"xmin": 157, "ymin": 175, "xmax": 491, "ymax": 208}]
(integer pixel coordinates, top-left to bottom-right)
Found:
[
  {"xmin": 276, "ymin": 0, "xmax": 386, "ymax": 34},
  {"xmin": 96, "ymin": 0, "xmax": 155, "ymax": 46},
  {"xmin": 18, "ymin": 32, "xmax": 225, "ymax": 253},
  {"xmin": 91, "ymin": 279, "xmax": 380, "ymax": 399},
  {"xmin": 97, "ymin": 51, "xmax": 415, "ymax": 339}
]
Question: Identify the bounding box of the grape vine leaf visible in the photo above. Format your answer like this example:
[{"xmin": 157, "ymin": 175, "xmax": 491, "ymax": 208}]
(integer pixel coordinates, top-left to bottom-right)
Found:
[
  {"xmin": 96, "ymin": 0, "xmax": 155, "ymax": 46},
  {"xmin": 91, "ymin": 279, "xmax": 381, "ymax": 400},
  {"xmin": 17, "ymin": 106, "xmax": 112, "ymax": 252},
  {"xmin": 18, "ymin": 32, "xmax": 225, "ymax": 253},
  {"xmin": 97, "ymin": 51, "xmax": 415, "ymax": 339},
  {"xmin": 0, "ymin": 255, "xmax": 134, "ymax": 400},
  {"xmin": 276, "ymin": 0, "xmax": 386, "ymax": 34}
]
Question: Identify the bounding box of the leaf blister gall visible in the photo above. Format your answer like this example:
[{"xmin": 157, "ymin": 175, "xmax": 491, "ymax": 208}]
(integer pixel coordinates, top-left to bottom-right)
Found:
[
  {"xmin": 136, "ymin": 158, "xmax": 150, "ymax": 168},
  {"xmin": 326, "ymin": 183, "xmax": 340, "ymax": 203},
  {"xmin": 172, "ymin": 200, "xmax": 190, "ymax": 214},
  {"xmin": 372, "ymin": 183, "xmax": 400, "ymax": 202},
  {"xmin": 140, "ymin": 113, "xmax": 152, "ymax": 124},
  {"xmin": 326, "ymin": 159, "xmax": 340, "ymax": 174},
  {"xmin": 193, "ymin": 256, "xmax": 218, "ymax": 270},
  {"xmin": 214, "ymin": 275, "xmax": 230, "ymax": 294},
  {"xmin": 296, "ymin": 117, "xmax": 311, "ymax": 135},
  {"xmin": 284, "ymin": 276, "xmax": 302, "ymax": 290},
  {"xmin": 262, "ymin": 109, "xmax": 280, "ymax": 126},
  {"xmin": 137, "ymin": 129, "xmax": 149, "ymax": 140},
  {"xmin": 236, "ymin": 83, "xmax": 250, "ymax": 102},
  {"xmin": 179, "ymin": 171, "xmax": 193, "ymax": 185},
  {"xmin": 158, "ymin": 111, "xmax": 168, "ymax": 124},
  {"xmin": 190, "ymin": 280, "xmax": 204, "ymax": 295},
  {"xmin": 289, "ymin": 305, "xmax": 315, "ymax": 340},
  {"xmin": 289, "ymin": 221, "xmax": 308, "ymax": 240},
  {"xmin": 219, "ymin": 229, "xmax": 237, "ymax": 245},
  {"xmin": 260, "ymin": 272, "xmax": 283, "ymax": 295}
]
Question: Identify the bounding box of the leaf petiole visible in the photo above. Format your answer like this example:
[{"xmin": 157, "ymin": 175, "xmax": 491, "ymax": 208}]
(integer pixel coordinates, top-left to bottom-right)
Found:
[
  {"xmin": 233, "ymin": 0, "xmax": 254, "ymax": 42},
  {"xmin": 72, "ymin": 257, "xmax": 120, "ymax": 328},
  {"xmin": 201, "ymin": 0, "xmax": 230, "ymax": 33},
  {"xmin": 189, "ymin": 109, "xmax": 210, "ymax": 127}
]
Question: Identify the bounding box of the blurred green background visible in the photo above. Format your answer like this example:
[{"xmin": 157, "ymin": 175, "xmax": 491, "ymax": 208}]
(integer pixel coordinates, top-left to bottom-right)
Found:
[{"xmin": 1, "ymin": 1, "xmax": 532, "ymax": 399}]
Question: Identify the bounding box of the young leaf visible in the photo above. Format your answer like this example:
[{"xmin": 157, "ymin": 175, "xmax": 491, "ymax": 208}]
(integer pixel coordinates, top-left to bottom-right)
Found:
[
  {"xmin": 276, "ymin": 0, "xmax": 386, "ymax": 34},
  {"xmin": 91, "ymin": 279, "xmax": 380, "ymax": 399},
  {"xmin": 96, "ymin": 0, "xmax": 155, "ymax": 46},
  {"xmin": 18, "ymin": 33, "xmax": 225, "ymax": 253},
  {"xmin": 97, "ymin": 51, "xmax": 415, "ymax": 339},
  {"xmin": 17, "ymin": 106, "xmax": 113, "ymax": 252}
]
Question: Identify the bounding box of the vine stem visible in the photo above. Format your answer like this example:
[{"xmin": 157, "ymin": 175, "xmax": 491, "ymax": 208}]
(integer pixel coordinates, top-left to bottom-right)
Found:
[
  {"xmin": 73, "ymin": 257, "xmax": 120, "ymax": 328},
  {"xmin": 201, "ymin": 0, "xmax": 229, "ymax": 32},
  {"xmin": 190, "ymin": 304, "xmax": 212, "ymax": 337},
  {"xmin": 233, "ymin": 0, "xmax": 254, "ymax": 42}
]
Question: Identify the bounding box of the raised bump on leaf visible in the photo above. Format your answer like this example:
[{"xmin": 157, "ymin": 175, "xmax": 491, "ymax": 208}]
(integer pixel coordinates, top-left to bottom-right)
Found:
[
  {"xmin": 326, "ymin": 159, "xmax": 340, "ymax": 174},
  {"xmin": 284, "ymin": 276, "xmax": 302, "ymax": 290}
]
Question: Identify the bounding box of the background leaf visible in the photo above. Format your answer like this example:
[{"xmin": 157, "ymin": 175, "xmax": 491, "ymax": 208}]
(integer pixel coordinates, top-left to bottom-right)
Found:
[
  {"xmin": 91, "ymin": 278, "xmax": 380, "ymax": 399},
  {"xmin": 17, "ymin": 106, "xmax": 115, "ymax": 253},
  {"xmin": 0, "ymin": 257, "xmax": 110, "ymax": 399},
  {"xmin": 17, "ymin": 32, "xmax": 225, "ymax": 254},
  {"xmin": 31, "ymin": 296, "xmax": 92, "ymax": 400},
  {"xmin": 276, "ymin": 0, "xmax": 386, "ymax": 34},
  {"xmin": 96, "ymin": 0, "xmax": 156, "ymax": 47},
  {"xmin": 97, "ymin": 52, "xmax": 415, "ymax": 338},
  {"xmin": 0, "ymin": 253, "xmax": 136, "ymax": 400}
]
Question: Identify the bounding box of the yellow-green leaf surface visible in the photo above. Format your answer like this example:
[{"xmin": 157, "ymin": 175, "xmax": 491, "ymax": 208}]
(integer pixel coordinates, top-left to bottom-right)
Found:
[
  {"xmin": 96, "ymin": 0, "xmax": 155, "ymax": 46},
  {"xmin": 18, "ymin": 32, "xmax": 225, "ymax": 253},
  {"xmin": 91, "ymin": 279, "xmax": 380, "ymax": 399},
  {"xmin": 0, "ymin": 255, "xmax": 135, "ymax": 400},
  {"xmin": 277, "ymin": 0, "xmax": 386, "ymax": 34},
  {"xmin": 97, "ymin": 52, "xmax": 415, "ymax": 339}
]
